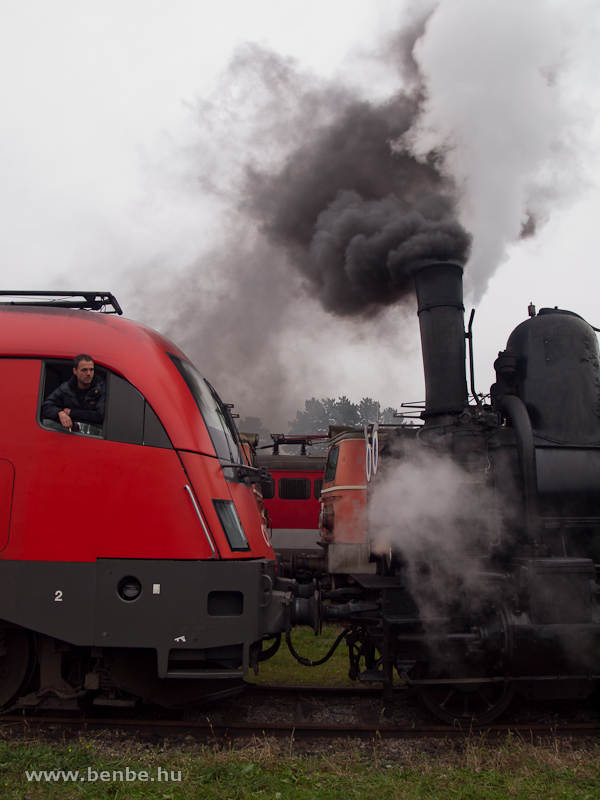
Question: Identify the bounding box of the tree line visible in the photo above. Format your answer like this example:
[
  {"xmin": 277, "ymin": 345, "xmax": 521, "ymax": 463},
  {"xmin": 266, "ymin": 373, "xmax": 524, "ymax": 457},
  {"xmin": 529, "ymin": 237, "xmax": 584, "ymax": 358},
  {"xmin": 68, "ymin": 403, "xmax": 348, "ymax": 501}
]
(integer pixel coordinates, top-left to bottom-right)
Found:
[{"xmin": 238, "ymin": 396, "xmax": 401, "ymax": 449}]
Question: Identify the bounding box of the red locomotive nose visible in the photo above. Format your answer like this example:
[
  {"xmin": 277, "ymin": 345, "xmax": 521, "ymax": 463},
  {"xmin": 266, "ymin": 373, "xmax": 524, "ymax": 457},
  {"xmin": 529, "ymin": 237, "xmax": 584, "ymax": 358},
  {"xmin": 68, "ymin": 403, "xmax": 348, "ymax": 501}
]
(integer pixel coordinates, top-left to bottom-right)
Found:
[{"xmin": 0, "ymin": 290, "xmax": 302, "ymax": 711}]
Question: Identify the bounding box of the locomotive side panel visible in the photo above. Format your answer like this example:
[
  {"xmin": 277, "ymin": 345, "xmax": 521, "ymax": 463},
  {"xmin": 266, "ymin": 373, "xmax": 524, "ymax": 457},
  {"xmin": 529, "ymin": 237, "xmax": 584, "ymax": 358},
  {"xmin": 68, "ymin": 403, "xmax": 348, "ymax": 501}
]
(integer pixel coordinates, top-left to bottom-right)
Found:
[{"xmin": 0, "ymin": 358, "xmax": 218, "ymax": 562}]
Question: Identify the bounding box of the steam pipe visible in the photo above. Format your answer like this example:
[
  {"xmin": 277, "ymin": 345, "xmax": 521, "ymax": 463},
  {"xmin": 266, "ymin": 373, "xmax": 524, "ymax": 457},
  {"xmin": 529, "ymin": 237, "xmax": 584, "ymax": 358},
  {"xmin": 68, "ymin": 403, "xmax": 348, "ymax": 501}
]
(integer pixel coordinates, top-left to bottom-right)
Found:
[
  {"xmin": 467, "ymin": 309, "xmax": 482, "ymax": 408},
  {"xmin": 497, "ymin": 394, "xmax": 540, "ymax": 545},
  {"xmin": 412, "ymin": 262, "xmax": 468, "ymax": 422}
]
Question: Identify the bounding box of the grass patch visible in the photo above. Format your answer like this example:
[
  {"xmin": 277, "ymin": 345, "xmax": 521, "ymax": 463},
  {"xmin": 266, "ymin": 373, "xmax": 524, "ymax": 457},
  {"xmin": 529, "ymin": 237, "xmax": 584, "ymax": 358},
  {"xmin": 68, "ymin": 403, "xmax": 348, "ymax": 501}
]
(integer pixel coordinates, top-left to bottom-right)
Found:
[
  {"xmin": 248, "ymin": 624, "xmax": 354, "ymax": 686},
  {"xmin": 1, "ymin": 733, "xmax": 599, "ymax": 799}
]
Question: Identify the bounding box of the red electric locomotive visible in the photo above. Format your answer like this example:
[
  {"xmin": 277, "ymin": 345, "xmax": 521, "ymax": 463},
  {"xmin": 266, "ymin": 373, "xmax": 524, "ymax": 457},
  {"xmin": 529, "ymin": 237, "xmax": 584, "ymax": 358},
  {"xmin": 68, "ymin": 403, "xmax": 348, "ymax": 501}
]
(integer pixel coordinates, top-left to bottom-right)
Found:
[{"xmin": 0, "ymin": 292, "xmax": 314, "ymax": 710}]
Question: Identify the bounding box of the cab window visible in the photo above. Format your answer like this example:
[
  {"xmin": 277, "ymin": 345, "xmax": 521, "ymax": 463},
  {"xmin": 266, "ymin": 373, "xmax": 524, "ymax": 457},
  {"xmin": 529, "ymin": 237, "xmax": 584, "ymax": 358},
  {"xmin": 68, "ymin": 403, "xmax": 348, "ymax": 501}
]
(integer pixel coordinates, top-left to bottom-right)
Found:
[
  {"xmin": 279, "ymin": 478, "xmax": 311, "ymax": 500},
  {"xmin": 261, "ymin": 478, "xmax": 275, "ymax": 500},
  {"xmin": 323, "ymin": 446, "xmax": 339, "ymax": 482},
  {"xmin": 39, "ymin": 360, "xmax": 171, "ymax": 448},
  {"xmin": 169, "ymin": 355, "xmax": 243, "ymax": 464}
]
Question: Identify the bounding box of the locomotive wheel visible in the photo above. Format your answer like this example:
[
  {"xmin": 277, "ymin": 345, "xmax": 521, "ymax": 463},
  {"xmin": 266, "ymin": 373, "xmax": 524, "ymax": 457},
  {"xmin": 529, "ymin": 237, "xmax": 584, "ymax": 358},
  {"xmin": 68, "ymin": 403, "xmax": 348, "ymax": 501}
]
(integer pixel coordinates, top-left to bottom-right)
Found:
[
  {"xmin": 0, "ymin": 628, "xmax": 34, "ymax": 708},
  {"xmin": 416, "ymin": 673, "xmax": 514, "ymax": 726},
  {"xmin": 414, "ymin": 602, "xmax": 515, "ymax": 725}
]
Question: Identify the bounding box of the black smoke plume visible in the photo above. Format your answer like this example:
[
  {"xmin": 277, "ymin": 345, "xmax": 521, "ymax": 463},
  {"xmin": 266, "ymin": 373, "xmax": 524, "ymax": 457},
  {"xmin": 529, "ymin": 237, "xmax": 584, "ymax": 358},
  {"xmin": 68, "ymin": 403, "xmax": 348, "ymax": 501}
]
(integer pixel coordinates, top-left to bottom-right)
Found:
[
  {"xmin": 132, "ymin": 15, "xmax": 457, "ymax": 420},
  {"xmin": 242, "ymin": 53, "xmax": 472, "ymax": 317},
  {"xmin": 129, "ymin": 1, "xmax": 581, "ymax": 425}
]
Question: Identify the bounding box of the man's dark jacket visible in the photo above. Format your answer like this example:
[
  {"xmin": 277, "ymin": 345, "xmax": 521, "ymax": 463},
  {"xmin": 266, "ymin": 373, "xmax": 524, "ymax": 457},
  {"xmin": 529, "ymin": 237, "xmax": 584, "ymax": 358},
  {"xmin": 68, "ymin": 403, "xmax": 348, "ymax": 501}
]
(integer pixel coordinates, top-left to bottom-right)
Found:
[{"xmin": 42, "ymin": 376, "xmax": 106, "ymax": 426}]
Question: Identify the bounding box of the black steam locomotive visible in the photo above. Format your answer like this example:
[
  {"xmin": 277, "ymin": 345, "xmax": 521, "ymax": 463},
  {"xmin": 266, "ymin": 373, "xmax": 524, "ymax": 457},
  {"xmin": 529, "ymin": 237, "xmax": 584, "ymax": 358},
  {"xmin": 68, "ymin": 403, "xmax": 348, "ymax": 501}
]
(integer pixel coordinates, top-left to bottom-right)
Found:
[{"xmin": 315, "ymin": 262, "xmax": 600, "ymax": 723}]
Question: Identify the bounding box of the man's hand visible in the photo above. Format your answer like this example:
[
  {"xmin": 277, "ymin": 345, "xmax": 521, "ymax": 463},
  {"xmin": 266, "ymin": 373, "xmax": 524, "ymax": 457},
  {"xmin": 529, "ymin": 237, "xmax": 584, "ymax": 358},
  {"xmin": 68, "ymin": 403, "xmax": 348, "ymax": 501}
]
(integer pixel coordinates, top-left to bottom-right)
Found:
[{"xmin": 58, "ymin": 409, "xmax": 72, "ymax": 429}]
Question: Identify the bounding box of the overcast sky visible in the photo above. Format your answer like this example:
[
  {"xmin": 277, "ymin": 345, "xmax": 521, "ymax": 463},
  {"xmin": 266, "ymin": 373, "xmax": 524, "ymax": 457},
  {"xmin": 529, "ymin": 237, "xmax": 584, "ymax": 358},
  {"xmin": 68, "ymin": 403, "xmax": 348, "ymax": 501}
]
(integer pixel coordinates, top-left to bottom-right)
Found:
[{"xmin": 1, "ymin": 0, "xmax": 600, "ymax": 428}]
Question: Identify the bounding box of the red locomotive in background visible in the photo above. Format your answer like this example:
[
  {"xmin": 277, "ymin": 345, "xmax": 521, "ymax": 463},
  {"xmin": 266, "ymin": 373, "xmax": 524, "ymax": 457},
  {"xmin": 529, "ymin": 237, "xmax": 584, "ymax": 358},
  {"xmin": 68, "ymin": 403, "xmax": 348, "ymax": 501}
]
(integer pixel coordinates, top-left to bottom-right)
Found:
[
  {"xmin": 254, "ymin": 434, "xmax": 327, "ymax": 578},
  {"xmin": 0, "ymin": 291, "xmax": 315, "ymax": 710}
]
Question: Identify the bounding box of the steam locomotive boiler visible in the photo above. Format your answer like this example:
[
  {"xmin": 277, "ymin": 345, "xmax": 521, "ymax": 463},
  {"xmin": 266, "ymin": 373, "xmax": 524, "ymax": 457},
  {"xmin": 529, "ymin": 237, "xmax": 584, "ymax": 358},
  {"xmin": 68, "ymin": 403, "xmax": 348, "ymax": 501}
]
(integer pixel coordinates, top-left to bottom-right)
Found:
[
  {"xmin": 317, "ymin": 262, "xmax": 600, "ymax": 723},
  {"xmin": 0, "ymin": 292, "xmax": 315, "ymax": 711}
]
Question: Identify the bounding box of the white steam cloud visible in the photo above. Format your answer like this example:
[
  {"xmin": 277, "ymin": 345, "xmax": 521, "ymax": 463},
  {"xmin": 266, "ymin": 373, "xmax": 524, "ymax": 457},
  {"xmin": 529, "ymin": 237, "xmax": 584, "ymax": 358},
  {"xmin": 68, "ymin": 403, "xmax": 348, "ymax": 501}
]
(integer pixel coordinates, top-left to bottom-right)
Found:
[
  {"xmin": 368, "ymin": 445, "xmax": 508, "ymax": 620},
  {"xmin": 401, "ymin": 0, "xmax": 586, "ymax": 301}
]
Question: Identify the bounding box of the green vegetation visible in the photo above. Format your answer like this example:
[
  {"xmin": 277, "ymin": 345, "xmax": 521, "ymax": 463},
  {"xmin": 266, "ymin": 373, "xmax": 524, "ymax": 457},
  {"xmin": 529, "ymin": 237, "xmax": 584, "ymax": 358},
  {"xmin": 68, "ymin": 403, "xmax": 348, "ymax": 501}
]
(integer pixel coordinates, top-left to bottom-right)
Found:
[
  {"xmin": 287, "ymin": 396, "xmax": 399, "ymax": 436},
  {"xmin": 248, "ymin": 623, "xmax": 354, "ymax": 687},
  {"xmin": 1, "ymin": 734, "xmax": 598, "ymax": 799},
  {"xmin": 238, "ymin": 395, "xmax": 402, "ymax": 448}
]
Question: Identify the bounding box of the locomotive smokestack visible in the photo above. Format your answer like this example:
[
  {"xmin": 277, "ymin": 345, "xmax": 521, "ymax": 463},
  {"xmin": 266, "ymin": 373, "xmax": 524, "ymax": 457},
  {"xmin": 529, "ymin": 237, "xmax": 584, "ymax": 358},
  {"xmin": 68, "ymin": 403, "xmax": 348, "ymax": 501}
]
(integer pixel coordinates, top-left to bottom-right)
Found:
[{"xmin": 412, "ymin": 261, "xmax": 468, "ymax": 422}]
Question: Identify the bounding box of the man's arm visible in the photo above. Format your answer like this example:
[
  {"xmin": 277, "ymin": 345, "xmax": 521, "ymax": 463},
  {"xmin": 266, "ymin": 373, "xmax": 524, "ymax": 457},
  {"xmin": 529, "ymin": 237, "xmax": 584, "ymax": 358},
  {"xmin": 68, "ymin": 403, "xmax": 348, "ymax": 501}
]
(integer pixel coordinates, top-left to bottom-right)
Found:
[{"xmin": 41, "ymin": 386, "xmax": 69, "ymax": 424}]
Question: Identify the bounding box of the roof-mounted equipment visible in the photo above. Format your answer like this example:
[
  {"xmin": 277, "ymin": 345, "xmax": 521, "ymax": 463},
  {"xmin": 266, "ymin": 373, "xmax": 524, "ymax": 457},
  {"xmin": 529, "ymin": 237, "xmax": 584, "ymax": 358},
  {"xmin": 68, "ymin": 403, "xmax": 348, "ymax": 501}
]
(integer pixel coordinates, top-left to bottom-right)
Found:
[
  {"xmin": 0, "ymin": 291, "xmax": 123, "ymax": 315},
  {"xmin": 262, "ymin": 433, "xmax": 330, "ymax": 455}
]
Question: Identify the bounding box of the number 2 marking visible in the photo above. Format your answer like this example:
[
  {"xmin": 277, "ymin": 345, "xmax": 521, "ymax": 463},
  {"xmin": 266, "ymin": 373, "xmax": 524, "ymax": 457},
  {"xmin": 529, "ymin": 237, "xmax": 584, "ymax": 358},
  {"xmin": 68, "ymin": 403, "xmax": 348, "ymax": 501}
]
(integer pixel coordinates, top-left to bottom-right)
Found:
[{"xmin": 54, "ymin": 590, "xmax": 63, "ymax": 602}]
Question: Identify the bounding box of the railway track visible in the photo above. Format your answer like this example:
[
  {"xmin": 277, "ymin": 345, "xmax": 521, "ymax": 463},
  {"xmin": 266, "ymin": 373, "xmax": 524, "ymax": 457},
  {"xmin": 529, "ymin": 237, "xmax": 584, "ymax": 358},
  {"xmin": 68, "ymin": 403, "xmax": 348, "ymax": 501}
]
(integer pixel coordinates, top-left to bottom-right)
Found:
[
  {"xmin": 1, "ymin": 685, "xmax": 598, "ymax": 741},
  {"xmin": 2, "ymin": 716, "xmax": 597, "ymax": 741}
]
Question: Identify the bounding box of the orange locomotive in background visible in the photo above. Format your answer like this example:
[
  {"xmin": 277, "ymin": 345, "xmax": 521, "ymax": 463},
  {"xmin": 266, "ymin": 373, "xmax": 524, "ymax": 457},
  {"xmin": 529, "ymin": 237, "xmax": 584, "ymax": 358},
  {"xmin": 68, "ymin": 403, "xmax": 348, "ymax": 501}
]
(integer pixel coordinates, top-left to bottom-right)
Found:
[
  {"xmin": 319, "ymin": 429, "xmax": 372, "ymax": 579},
  {"xmin": 318, "ymin": 424, "xmax": 419, "ymax": 582}
]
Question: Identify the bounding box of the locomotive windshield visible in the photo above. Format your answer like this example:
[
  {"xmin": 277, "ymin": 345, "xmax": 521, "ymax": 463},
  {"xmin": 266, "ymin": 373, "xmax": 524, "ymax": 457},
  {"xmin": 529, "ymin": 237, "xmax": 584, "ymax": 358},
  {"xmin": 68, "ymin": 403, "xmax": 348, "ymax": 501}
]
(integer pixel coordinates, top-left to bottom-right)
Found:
[
  {"xmin": 169, "ymin": 355, "xmax": 243, "ymax": 465},
  {"xmin": 323, "ymin": 446, "xmax": 339, "ymax": 482}
]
